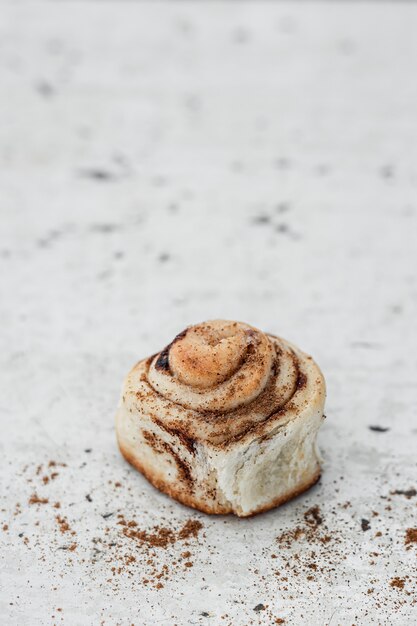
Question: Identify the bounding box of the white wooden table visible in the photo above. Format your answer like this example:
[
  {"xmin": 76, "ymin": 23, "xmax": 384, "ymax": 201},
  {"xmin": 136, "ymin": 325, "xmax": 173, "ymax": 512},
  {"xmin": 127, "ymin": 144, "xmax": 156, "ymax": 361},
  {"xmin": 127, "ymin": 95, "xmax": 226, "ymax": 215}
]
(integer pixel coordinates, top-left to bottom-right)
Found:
[{"xmin": 1, "ymin": 2, "xmax": 416, "ymax": 625}]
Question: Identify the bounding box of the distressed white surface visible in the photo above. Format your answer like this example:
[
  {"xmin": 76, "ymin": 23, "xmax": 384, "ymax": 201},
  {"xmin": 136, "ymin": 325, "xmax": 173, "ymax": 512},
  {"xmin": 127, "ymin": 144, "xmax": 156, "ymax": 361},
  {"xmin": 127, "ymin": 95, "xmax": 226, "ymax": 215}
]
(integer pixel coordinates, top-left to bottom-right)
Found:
[{"xmin": 1, "ymin": 2, "xmax": 417, "ymax": 625}]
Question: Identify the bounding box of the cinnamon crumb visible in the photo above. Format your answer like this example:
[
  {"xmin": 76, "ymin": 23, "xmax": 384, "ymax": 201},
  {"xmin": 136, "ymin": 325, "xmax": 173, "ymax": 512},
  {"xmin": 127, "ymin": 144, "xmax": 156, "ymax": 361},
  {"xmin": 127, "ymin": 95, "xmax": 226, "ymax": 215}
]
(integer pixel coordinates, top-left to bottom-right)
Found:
[
  {"xmin": 29, "ymin": 494, "xmax": 49, "ymax": 505},
  {"xmin": 304, "ymin": 505, "xmax": 323, "ymax": 527},
  {"xmin": 178, "ymin": 519, "xmax": 203, "ymax": 540},
  {"xmin": 405, "ymin": 528, "xmax": 417, "ymax": 547},
  {"xmin": 181, "ymin": 551, "xmax": 192, "ymax": 558},
  {"xmin": 390, "ymin": 577, "xmax": 405, "ymax": 590},
  {"xmin": 56, "ymin": 516, "xmax": 71, "ymax": 534}
]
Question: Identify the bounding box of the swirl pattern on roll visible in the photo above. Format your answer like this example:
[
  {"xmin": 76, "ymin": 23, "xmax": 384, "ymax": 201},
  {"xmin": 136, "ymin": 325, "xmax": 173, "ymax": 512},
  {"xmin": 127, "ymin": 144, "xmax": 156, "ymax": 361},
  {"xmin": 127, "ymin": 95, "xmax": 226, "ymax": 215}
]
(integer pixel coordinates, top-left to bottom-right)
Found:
[{"xmin": 128, "ymin": 320, "xmax": 324, "ymax": 446}]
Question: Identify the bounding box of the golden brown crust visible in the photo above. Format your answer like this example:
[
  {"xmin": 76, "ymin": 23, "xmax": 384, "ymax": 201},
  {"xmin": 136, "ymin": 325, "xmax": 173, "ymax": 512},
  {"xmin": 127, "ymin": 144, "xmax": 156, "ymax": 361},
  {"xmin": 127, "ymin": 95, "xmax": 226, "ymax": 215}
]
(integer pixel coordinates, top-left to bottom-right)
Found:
[
  {"xmin": 118, "ymin": 436, "xmax": 226, "ymax": 515},
  {"xmin": 118, "ymin": 435, "xmax": 321, "ymax": 518}
]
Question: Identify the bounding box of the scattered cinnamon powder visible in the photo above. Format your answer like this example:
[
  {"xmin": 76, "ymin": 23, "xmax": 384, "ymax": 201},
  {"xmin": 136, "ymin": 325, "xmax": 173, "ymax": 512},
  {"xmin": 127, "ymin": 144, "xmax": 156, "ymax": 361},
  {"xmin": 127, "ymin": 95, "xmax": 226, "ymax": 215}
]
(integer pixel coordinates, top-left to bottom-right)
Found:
[
  {"xmin": 29, "ymin": 494, "xmax": 49, "ymax": 505},
  {"xmin": 118, "ymin": 516, "xmax": 203, "ymax": 549},
  {"xmin": 277, "ymin": 505, "xmax": 327, "ymax": 548},
  {"xmin": 390, "ymin": 577, "xmax": 405, "ymax": 590},
  {"xmin": 274, "ymin": 505, "xmax": 347, "ymax": 586},
  {"xmin": 103, "ymin": 515, "xmax": 204, "ymax": 589},
  {"xmin": 405, "ymin": 528, "xmax": 417, "ymax": 548},
  {"xmin": 119, "ymin": 521, "xmax": 175, "ymax": 548},
  {"xmin": 6, "ymin": 459, "xmax": 417, "ymax": 617},
  {"xmin": 48, "ymin": 460, "xmax": 67, "ymax": 468},
  {"xmin": 178, "ymin": 519, "xmax": 203, "ymax": 540},
  {"xmin": 56, "ymin": 515, "xmax": 71, "ymax": 534},
  {"xmin": 304, "ymin": 505, "xmax": 323, "ymax": 527},
  {"xmin": 181, "ymin": 551, "xmax": 191, "ymax": 559}
]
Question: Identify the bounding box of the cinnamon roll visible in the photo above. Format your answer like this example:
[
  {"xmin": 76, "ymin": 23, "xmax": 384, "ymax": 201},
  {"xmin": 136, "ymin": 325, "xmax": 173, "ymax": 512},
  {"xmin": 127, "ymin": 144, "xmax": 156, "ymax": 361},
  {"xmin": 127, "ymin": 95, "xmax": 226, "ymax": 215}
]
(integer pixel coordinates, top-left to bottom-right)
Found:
[{"xmin": 116, "ymin": 320, "xmax": 326, "ymax": 517}]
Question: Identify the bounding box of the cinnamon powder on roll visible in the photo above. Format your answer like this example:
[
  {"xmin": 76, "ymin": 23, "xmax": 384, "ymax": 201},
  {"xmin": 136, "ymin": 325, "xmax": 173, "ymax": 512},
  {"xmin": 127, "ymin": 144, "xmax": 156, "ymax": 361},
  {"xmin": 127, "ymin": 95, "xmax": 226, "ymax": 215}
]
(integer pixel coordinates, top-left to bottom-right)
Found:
[{"xmin": 115, "ymin": 320, "xmax": 326, "ymax": 517}]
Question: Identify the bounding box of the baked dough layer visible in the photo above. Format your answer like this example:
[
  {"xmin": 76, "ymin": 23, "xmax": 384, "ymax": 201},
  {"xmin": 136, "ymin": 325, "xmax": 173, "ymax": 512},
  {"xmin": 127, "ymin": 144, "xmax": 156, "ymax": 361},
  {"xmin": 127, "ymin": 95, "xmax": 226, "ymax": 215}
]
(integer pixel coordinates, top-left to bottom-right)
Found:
[{"xmin": 116, "ymin": 320, "xmax": 326, "ymax": 517}]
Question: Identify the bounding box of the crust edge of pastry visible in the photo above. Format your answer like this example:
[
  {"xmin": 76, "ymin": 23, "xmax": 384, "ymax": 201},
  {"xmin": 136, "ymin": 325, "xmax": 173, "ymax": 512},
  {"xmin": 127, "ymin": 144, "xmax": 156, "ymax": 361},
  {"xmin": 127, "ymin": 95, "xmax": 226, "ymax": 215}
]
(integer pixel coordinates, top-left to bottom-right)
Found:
[{"xmin": 117, "ymin": 433, "xmax": 321, "ymax": 518}]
